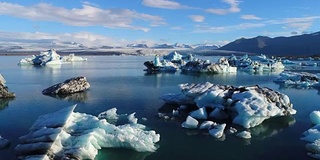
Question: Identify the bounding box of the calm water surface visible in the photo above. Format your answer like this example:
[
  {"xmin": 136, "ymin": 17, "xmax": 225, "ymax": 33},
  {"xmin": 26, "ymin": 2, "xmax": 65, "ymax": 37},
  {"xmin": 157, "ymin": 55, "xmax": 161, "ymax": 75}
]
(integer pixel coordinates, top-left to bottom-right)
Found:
[{"xmin": 0, "ymin": 55, "xmax": 319, "ymax": 160}]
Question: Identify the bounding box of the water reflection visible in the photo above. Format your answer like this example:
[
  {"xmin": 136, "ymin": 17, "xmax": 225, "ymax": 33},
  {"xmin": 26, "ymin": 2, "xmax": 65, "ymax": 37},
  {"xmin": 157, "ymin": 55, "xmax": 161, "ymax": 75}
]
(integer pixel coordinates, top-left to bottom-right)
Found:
[
  {"xmin": 43, "ymin": 91, "xmax": 89, "ymax": 103},
  {"xmin": 144, "ymin": 71, "xmax": 179, "ymax": 88},
  {"xmin": 0, "ymin": 98, "xmax": 14, "ymax": 110},
  {"xmin": 19, "ymin": 64, "xmax": 62, "ymax": 76},
  {"xmin": 97, "ymin": 148, "xmax": 152, "ymax": 160},
  {"xmin": 249, "ymin": 116, "xmax": 296, "ymax": 139}
]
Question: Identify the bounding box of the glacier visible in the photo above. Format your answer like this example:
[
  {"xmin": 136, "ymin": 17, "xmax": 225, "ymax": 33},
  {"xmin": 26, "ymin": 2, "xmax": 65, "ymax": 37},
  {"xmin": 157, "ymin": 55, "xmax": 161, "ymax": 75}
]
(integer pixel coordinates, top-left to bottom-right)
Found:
[{"xmin": 15, "ymin": 105, "xmax": 160, "ymax": 159}]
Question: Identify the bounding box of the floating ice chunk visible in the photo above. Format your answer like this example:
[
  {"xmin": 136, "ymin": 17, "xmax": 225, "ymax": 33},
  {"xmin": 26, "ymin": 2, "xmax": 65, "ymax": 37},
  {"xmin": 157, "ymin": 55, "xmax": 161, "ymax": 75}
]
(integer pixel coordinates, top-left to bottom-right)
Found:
[
  {"xmin": 15, "ymin": 105, "xmax": 160, "ymax": 159},
  {"xmin": 128, "ymin": 112, "xmax": 138, "ymax": 124},
  {"xmin": 274, "ymin": 71, "xmax": 320, "ymax": 88},
  {"xmin": 236, "ymin": 131, "xmax": 251, "ymax": 139},
  {"xmin": 301, "ymin": 112, "xmax": 320, "ymax": 158},
  {"xmin": 172, "ymin": 109, "xmax": 179, "ymax": 117},
  {"xmin": 199, "ymin": 121, "xmax": 215, "ymax": 130},
  {"xmin": 310, "ymin": 111, "xmax": 320, "ymax": 125},
  {"xmin": 61, "ymin": 53, "xmax": 87, "ymax": 62},
  {"xmin": 161, "ymin": 82, "xmax": 296, "ymax": 128},
  {"xmin": 181, "ymin": 116, "xmax": 198, "ymax": 129},
  {"xmin": 190, "ymin": 107, "xmax": 207, "ymax": 119},
  {"xmin": 18, "ymin": 49, "xmax": 61, "ymax": 66},
  {"xmin": 301, "ymin": 125, "xmax": 320, "ymax": 142},
  {"xmin": 209, "ymin": 123, "xmax": 226, "ymax": 139},
  {"xmin": 306, "ymin": 139, "xmax": 320, "ymax": 159},
  {"xmin": 98, "ymin": 108, "xmax": 119, "ymax": 120},
  {"xmin": 0, "ymin": 135, "xmax": 9, "ymax": 148}
]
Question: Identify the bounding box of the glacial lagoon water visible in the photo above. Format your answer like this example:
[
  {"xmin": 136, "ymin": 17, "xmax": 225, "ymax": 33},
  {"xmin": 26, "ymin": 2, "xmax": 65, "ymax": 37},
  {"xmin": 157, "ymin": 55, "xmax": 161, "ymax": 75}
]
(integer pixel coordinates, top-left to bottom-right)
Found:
[{"xmin": 0, "ymin": 55, "xmax": 319, "ymax": 160}]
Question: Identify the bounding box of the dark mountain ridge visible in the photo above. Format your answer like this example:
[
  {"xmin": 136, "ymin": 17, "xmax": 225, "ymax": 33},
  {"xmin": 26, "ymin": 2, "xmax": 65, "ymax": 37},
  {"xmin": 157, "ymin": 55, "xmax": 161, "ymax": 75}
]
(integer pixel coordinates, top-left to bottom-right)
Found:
[{"xmin": 219, "ymin": 32, "xmax": 320, "ymax": 57}]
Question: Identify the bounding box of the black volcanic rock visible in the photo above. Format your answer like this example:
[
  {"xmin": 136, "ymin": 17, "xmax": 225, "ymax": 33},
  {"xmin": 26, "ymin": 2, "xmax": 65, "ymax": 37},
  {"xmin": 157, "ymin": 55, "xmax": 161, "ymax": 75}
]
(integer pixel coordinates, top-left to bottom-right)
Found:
[{"xmin": 219, "ymin": 32, "xmax": 320, "ymax": 56}]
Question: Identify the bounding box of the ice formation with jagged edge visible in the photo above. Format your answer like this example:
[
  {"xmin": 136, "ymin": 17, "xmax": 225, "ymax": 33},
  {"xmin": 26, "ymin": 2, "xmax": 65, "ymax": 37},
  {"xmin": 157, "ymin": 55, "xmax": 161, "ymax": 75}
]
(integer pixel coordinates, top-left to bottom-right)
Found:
[
  {"xmin": 18, "ymin": 49, "xmax": 61, "ymax": 66},
  {"xmin": 161, "ymin": 82, "xmax": 296, "ymax": 128},
  {"xmin": 15, "ymin": 105, "xmax": 160, "ymax": 160}
]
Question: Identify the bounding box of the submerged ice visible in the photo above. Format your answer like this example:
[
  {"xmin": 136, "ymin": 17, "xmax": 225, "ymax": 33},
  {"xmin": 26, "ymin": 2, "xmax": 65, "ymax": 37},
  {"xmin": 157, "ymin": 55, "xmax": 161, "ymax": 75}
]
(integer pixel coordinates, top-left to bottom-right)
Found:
[{"xmin": 15, "ymin": 105, "xmax": 160, "ymax": 159}]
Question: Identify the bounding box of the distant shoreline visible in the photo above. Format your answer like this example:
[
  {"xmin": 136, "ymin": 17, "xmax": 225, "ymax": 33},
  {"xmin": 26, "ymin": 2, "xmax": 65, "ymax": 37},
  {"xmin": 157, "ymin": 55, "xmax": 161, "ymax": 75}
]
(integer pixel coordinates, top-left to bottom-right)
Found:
[{"xmin": 0, "ymin": 49, "xmax": 254, "ymax": 57}]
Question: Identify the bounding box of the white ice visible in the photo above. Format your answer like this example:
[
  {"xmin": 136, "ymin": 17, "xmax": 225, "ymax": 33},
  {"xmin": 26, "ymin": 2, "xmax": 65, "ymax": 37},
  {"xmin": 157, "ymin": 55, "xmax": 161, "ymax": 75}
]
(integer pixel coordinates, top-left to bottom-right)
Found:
[
  {"xmin": 18, "ymin": 49, "xmax": 61, "ymax": 66},
  {"xmin": 15, "ymin": 105, "xmax": 160, "ymax": 160},
  {"xmin": 301, "ymin": 111, "xmax": 320, "ymax": 159},
  {"xmin": 190, "ymin": 107, "xmax": 208, "ymax": 119},
  {"xmin": 199, "ymin": 121, "xmax": 215, "ymax": 130},
  {"xmin": 274, "ymin": 71, "xmax": 320, "ymax": 88},
  {"xmin": 181, "ymin": 116, "xmax": 198, "ymax": 129},
  {"xmin": 208, "ymin": 123, "xmax": 226, "ymax": 139},
  {"xmin": 310, "ymin": 111, "xmax": 320, "ymax": 125},
  {"xmin": 61, "ymin": 53, "xmax": 87, "ymax": 62},
  {"xmin": 161, "ymin": 82, "xmax": 296, "ymax": 128}
]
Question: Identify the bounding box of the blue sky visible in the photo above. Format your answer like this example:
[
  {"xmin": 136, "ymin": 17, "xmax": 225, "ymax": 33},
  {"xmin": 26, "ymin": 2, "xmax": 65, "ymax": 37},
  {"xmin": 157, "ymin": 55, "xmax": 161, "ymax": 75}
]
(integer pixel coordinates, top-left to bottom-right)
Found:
[{"xmin": 0, "ymin": 0, "xmax": 320, "ymax": 47}]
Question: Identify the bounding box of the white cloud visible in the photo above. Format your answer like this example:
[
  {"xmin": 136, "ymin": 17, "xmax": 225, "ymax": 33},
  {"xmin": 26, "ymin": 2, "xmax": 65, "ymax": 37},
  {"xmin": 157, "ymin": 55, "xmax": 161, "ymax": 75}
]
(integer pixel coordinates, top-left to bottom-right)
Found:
[
  {"xmin": 0, "ymin": 31, "xmax": 122, "ymax": 47},
  {"xmin": 189, "ymin": 15, "xmax": 205, "ymax": 22},
  {"xmin": 193, "ymin": 23, "xmax": 265, "ymax": 33},
  {"xmin": 206, "ymin": 0, "xmax": 240, "ymax": 15},
  {"xmin": 142, "ymin": 0, "xmax": 188, "ymax": 9},
  {"xmin": 0, "ymin": 2, "xmax": 166, "ymax": 32},
  {"xmin": 267, "ymin": 16, "xmax": 320, "ymax": 31},
  {"xmin": 241, "ymin": 14, "xmax": 262, "ymax": 20}
]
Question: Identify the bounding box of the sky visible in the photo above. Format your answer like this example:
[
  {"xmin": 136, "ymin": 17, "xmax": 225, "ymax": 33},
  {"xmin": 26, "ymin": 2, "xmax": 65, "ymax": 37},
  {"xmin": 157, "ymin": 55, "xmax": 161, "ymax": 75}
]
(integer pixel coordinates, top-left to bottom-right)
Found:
[{"xmin": 0, "ymin": 0, "xmax": 320, "ymax": 47}]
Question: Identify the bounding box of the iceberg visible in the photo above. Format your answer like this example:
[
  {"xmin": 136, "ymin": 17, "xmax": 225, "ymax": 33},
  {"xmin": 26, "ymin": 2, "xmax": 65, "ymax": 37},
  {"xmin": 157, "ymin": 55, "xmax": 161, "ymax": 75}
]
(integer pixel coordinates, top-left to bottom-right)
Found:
[
  {"xmin": 274, "ymin": 71, "xmax": 320, "ymax": 88},
  {"xmin": 161, "ymin": 82, "xmax": 296, "ymax": 128},
  {"xmin": 163, "ymin": 51, "xmax": 183, "ymax": 62},
  {"xmin": 209, "ymin": 123, "xmax": 226, "ymax": 139},
  {"xmin": 311, "ymin": 111, "xmax": 320, "ymax": 125},
  {"xmin": 181, "ymin": 57, "xmax": 237, "ymax": 74},
  {"xmin": 0, "ymin": 74, "xmax": 15, "ymax": 98},
  {"xmin": 61, "ymin": 53, "xmax": 87, "ymax": 62},
  {"xmin": 301, "ymin": 111, "xmax": 320, "ymax": 159},
  {"xmin": 144, "ymin": 55, "xmax": 180, "ymax": 72},
  {"xmin": 15, "ymin": 105, "xmax": 160, "ymax": 159},
  {"xmin": 18, "ymin": 49, "xmax": 61, "ymax": 66},
  {"xmin": 181, "ymin": 116, "xmax": 198, "ymax": 129},
  {"xmin": 227, "ymin": 54, "xmax": 284, "ymax": 72}
]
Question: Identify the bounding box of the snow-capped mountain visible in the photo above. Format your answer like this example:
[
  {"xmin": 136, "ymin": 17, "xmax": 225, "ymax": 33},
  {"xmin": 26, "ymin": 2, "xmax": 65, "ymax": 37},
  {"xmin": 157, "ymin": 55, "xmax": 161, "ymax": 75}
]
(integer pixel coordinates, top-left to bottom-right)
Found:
[
  {"xmin": 126, "ymin": 43, "xmax": 149, "ymax": 48},
  {"xmin": 173, "ymin": 43, "xmax": 193, "ymax": 49},
  {"xmin": 193, "ymin": 44, "xmax": 219, "ymax": 50},
  {"xmin": 152, "ymin": 44, "xmax": 175, "ymax": 49}
]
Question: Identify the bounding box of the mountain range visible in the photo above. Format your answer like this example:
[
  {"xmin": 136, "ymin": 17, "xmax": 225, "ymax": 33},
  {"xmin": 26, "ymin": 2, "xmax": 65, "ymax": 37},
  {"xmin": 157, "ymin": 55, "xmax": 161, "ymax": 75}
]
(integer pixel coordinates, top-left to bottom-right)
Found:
[
  {"xmin": 219, "ymin": 32, "xmax": 320, "ymax": 57},
  {"xmin": 1, "ymin": 31, "xmax": 320, "ymax": 57}
]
